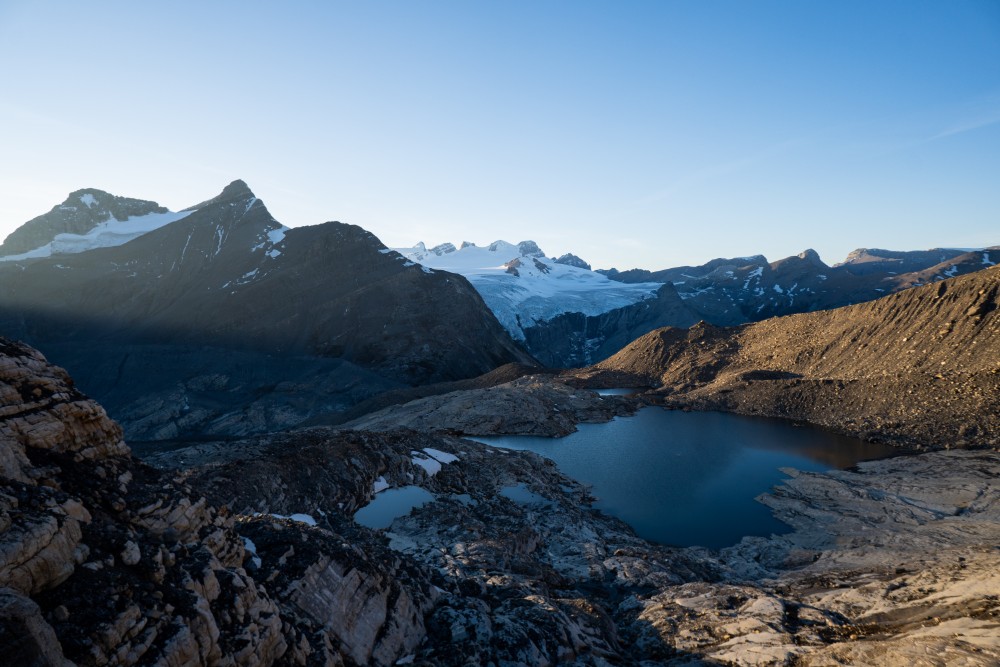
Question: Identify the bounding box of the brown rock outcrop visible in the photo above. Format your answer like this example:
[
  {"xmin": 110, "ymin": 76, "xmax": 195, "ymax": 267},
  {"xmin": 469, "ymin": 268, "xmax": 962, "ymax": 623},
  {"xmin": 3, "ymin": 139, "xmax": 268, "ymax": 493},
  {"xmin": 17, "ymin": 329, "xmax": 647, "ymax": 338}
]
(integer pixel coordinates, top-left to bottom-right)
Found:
[
  {"xmin": 341, "ymin": 375, "xmax": 636, "ymax": 436},
  {"xmin": 0, "ymin": 338, "xmax": 291, "ymax": 666}
]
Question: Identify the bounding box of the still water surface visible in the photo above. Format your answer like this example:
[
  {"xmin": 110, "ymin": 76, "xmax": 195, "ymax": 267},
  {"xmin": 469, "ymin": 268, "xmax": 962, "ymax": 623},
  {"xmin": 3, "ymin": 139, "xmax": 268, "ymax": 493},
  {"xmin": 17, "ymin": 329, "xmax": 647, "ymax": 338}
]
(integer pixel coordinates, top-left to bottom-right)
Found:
[{"xmin": 476, "ymin": 407, "xmax": 899, "ymax": 549}]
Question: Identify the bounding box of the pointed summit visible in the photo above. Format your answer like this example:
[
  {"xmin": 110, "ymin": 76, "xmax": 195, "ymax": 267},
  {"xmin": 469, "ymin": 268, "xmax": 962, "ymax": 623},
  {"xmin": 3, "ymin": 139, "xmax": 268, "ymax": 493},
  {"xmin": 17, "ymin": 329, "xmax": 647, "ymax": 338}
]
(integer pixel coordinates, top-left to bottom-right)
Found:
[
  {"xmin": 222, "ymin": 179, "xmax": 253, "ymax": 197},
  {"xmin": 797, "ymin": 248, "xmax": 827, "ymax": 267},
  {"xmin": 184, "ymin": 179, "xmax": 257, "ymax": 211}
]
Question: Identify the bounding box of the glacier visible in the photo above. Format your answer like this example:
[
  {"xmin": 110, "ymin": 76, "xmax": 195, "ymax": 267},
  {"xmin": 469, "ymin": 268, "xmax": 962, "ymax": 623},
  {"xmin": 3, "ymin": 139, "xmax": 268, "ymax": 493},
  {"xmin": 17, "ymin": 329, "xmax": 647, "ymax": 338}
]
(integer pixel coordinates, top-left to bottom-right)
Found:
[{"xmin": 391, "ymin": 240, "xmax": 662, "ymax": 339}]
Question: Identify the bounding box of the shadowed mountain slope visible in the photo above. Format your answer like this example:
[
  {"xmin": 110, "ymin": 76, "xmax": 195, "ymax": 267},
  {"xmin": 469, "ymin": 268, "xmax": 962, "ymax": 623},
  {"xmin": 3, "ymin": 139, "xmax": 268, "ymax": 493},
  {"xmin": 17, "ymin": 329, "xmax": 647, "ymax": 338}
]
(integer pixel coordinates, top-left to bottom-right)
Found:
[{"xmin": 0, "ymin": 181, "xmax": 533, "ymax": 439}]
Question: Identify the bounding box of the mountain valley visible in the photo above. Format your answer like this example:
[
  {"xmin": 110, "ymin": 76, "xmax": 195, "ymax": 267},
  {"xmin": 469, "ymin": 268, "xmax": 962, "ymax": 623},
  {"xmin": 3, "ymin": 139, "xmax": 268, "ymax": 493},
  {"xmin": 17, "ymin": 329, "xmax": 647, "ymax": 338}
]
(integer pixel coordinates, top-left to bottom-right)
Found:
[{"xmin": 0, "ymin": 181, "xmax": 998, "ymax": 665}]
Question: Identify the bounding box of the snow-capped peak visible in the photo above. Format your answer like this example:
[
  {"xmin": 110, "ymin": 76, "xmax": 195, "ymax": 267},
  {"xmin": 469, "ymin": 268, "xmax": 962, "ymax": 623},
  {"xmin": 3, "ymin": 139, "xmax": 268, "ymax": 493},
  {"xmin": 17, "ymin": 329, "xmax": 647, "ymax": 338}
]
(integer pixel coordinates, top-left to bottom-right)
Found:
[
  {"xmin": 0, "ymin": 209, "xmax": 196, "ymax": 262},
  {"xmin": 390, "ymin": 239, "xmax": 662, "ymax": 339}
]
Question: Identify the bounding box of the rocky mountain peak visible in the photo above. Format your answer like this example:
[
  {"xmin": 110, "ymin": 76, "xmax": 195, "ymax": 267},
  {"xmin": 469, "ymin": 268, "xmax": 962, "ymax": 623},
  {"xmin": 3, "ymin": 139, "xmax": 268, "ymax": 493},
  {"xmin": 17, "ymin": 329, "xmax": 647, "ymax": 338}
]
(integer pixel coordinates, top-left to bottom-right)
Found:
[
  {"xmin": 554, "ymin": 253, "xmax": 591, "ymax": 270},
  {"xmin": 183, "ymin": 178, "xmax": 258, "ymax": 211},
  {"xmin": 430, "ymin": 242, "xmax": 456, "ymax": 256},
  {"xmin": 841, "ymin": 247, "xmax": 879, "ymax": 264},
  {"xmin": 797, "ymin": 248, "xmax": 827, "ymax": 267},
  {"xmin": 216, "ymin": 178, "xmax": 254, "ymax": 201},
  {"xmin": 517, "ymin": 240, "xmax": 545, "ymax": 257},
  {"xmin": 0, "ymin": 188, "xmax": 168, "ymax": 257},
  {"xmin": 65, "ymin": 188, "xmax": 112, "ymax": 209}
]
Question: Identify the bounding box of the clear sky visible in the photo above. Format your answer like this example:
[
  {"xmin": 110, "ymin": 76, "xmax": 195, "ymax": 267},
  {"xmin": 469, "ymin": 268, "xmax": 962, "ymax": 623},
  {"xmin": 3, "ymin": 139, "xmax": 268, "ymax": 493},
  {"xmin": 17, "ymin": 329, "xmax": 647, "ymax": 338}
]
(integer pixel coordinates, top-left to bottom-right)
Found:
[{"xmin": 1, "ymin": 1, "xmax": 997, "ymax": 270}]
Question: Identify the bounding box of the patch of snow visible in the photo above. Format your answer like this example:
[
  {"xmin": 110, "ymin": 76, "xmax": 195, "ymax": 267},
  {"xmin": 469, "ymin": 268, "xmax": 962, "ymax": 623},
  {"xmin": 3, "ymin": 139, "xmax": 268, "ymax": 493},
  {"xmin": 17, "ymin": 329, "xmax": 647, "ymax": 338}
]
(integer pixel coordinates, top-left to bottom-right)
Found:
[
  {"xmin": 236, "ymin": 268, "xmax": 258, "ymax": 284},
  {"xmin": 267, "ymin": 227, "xmax": 286, "ymax": 244},
  {"xmin": 983, "ymin": 252, "xmax": 995, "ymax": 267},
  {"xmin": 403, "ymin": 261, "xmax": 416, "ymax": 267},
  {"xmin": 79, "ymin": 193, "xmax": 98, "ymax": 208},
  {"xmin": 817, "ymin": 274, "xmax": 827, "ymax": 280},
  {"xmin": 379, "ymin": 248, "xmax": 393, "ymax": 254},
  {"xmin": 421, "ymin": 266, "xmax": 434, "ymax": 274},
  {"xmin": 266, "ymin": 248, "xmax": 281, "ymax": 258},
  {"xmin": 270, "ymin": 512, "xmax": 317, "ymax": 526},
  {"xmin": 373, "ymin": 476, "xmax": 390, "ymax": 494},
  {"xmin": 422, "ymin": 448, "xmax": 459, "ymax": 464},
  {"xmin": 943, "ymin": 264, "xmax": 958, "ymax": 277},
  {"xmin": 214, "ymin": 224, "xmax": 226, "ymax": 256},
  {"xmin": 742, "ymin": 266, "xmax": 764, "ymax": 290},
  {"xmin": 773, "ymin": 284, "xmax": 784, "ymax": 294},
  {"xmin": 0, "ymin": 209, "xmax": 195, "ymax": 262},
  {"xmin": 411, "ymin": 452, "xmax": 442, "ymax": 477},
  {"xmin": 242, "ymin": 536, "xmax": 262, "ymax": 568}
]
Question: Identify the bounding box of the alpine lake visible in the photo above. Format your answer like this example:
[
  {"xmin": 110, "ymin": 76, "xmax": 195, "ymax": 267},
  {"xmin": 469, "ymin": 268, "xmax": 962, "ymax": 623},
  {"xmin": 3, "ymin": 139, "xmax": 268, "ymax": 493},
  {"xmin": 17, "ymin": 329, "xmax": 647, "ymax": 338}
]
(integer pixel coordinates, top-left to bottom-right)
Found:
[{"xmin": 356, "ymin": 392, "xmax": 900, "ymax": 549}]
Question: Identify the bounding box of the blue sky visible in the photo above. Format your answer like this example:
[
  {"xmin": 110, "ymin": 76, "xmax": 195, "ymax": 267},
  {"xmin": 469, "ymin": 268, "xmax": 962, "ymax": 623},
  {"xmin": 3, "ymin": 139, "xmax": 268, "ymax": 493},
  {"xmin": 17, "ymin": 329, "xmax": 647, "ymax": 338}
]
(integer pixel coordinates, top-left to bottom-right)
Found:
[{"xmin": 1, "ymin": 1, "xmax": 997, "ymax": 269}]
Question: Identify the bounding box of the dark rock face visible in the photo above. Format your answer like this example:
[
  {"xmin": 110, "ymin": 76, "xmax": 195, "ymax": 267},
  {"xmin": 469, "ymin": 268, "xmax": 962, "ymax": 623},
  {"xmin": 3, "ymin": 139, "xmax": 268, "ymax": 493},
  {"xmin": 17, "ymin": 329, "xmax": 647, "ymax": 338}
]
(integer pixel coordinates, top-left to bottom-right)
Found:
[
  {"xmin": 523, "ymin": 283, "xmax": 700, "ymax": 367},
  {"xmin": 577, "ymin": 266, "xmax": 1000, "ymax": 449},
  {"xmin": 0, "ymin": 181, "xmax": 534, "ymax": 440},
  {"xmin": 516, "ymin": 240, "xmax": 545, "ymax": 257},
  {"xmin": 553, "ymin": 253, "xmax": 591, "ymax": 270},
  {"xmin": 428, "ymin": 242, "xmax": 456, "ymax": 255},
  {"xmin": 0, "ymin": 189, "xmax": 166, "ymax": 257}
]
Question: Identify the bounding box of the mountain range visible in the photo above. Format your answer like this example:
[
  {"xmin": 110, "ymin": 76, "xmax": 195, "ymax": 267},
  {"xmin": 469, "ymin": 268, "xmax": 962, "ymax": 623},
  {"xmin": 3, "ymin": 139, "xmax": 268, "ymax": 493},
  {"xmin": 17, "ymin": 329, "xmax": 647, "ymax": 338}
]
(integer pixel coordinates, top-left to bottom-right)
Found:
[
  {"xmin": 2, "ymin": 180, "xmax": 996, "ymax": 437},
  {"xmin": 599, "ymin": 246, "xmax": 998, "ymax": 325},
  {"xmin": 395, "ymin": 239, "xmax": 998, "ymax": 366},
  {"xmin": 0, "ymin": 181, "xmax": 532, "ymax": 440}
]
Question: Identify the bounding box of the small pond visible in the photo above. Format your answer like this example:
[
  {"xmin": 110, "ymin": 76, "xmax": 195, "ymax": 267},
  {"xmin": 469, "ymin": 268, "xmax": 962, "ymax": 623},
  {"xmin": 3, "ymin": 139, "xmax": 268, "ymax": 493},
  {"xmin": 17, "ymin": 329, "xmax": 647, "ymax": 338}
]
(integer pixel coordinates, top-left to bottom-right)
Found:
[
  {"xmin": 354, "ymin": 486, "xmax": 435, "ymax": 529},
  {"xmin": 475, "ymin": 407, "xmax": 900, "ymax": 549}
]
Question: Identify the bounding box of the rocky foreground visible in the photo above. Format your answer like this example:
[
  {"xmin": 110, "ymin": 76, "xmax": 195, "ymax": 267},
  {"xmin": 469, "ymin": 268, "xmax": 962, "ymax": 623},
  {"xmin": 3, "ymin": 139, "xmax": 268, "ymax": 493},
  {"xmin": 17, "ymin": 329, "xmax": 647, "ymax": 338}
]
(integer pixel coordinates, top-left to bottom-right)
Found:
[{"xmin": 2, "ymin": 336, "xmax": 999, "ymax": 665}]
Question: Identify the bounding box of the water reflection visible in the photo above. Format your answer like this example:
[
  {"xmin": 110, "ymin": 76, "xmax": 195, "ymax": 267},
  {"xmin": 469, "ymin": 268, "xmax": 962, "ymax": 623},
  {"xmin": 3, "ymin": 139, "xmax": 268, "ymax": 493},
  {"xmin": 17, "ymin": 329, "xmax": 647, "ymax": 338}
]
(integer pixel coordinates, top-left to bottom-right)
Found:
[
  {"xmin": 594, "ymin": 388, "xmax": 642, "ymax": 396},
  {"xmin": 475, "ymin": 408, "xmax": 899, "ymax": 549},
  {"xmin": 354, "ymin": 486, "xmax": 434, "ymax": 529}
]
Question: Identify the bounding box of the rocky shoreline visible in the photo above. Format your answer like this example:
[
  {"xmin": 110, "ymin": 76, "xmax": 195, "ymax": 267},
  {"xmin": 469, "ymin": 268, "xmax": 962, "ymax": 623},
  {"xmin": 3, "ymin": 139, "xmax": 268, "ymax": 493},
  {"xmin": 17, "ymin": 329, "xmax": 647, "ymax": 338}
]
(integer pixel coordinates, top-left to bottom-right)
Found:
[{"xmin": 147, "ymin": 425, "xmax": 1000, "ymax": 665}]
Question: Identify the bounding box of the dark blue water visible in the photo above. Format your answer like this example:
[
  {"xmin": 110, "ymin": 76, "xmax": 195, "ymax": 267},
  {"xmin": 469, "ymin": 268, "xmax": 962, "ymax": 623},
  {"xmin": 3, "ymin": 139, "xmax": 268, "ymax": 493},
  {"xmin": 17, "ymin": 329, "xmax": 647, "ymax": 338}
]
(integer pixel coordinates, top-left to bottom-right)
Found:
[
  {"xmin": 354, "ymin": 486, "xmax": 435, "ymax": 529},
  {"xmin": 476, "ymin": 408, "xmax": 899, "ymax": 549}
]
